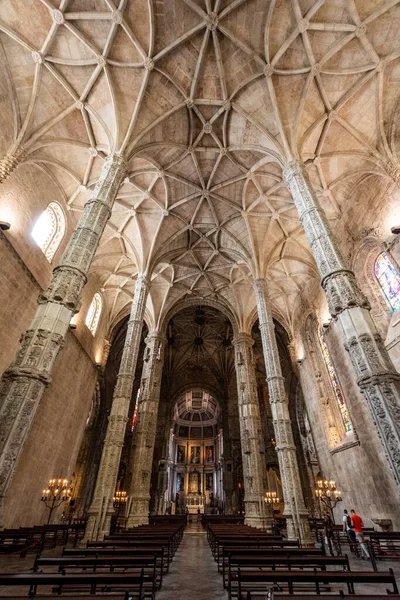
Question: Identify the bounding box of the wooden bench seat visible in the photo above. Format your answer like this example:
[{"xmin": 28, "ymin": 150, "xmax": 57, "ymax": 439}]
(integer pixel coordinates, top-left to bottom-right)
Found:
[
  {"xmin": 220, "ymin": 547, "xmax": 324, "ymax": 576},
  {"xmin": 235, "ymin": 568, "xmax": 399, "ymax": 598},
  {"xmin": 86, "ymin": 540, "xmax": 172, "ymax": 568},
  {"xmin": 62, "ymin": 547, "xmax": 166, "ymax": 576},
  {"xmin": 34, "ymin": 554, "xmax": 160, "ymax": 596},
  {"xmin": 226, "ymin": 554, "xmax": 350, "ymax": 598},
  {"xmin": 0, "ymin": 571, "xmax": 146, "ymax": 599}
]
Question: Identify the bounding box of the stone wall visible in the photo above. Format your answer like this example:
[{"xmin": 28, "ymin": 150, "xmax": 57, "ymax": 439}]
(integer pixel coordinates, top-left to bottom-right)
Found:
[
  {"xmin": 0, "ymin": 232, "xmax": 40, "ymax": 374},
  {"xmin": 4, "ymin": 330, "xmax": 97, "ymax": 527},
  {"xmin": 299, "ymin": 318, "xmax": 400, "ymax": 529}
]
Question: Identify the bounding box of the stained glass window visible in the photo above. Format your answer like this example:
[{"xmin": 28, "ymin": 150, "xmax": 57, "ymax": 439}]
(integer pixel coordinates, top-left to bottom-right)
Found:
[
  {"xmin": 131, "ymin": 388, "xmax": 140, "ymax": 431},
  {"xmin": 317, "ymin": 326, "xmax": 352, "ymax": 434},
  {"xmin": 32, "ymin": 202, "xmax": 65, "ymax": 261},
  {"xmin": 85, "ymin": 293, "xmax": 102, "ymax": 335},
  {"xmin": 375, "ymin": 252, "xmax": 400, "ymax": 311}
]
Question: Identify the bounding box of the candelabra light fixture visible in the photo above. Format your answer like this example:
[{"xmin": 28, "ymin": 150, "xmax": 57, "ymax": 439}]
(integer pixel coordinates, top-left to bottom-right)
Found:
[
  {"xmin": 41, "ymin": 478, "xmax": 72, "ymax": 525},
  {"xmin": 315, "ymin": 479, "xmax": 342, "ymax": 522},
  {"xmin": 113, "ymin": 491, "xmax": 128, "ymax": 508},
  {"xmin": 264, "ymin": 491, "xmax": 280, "ymax": 505}
]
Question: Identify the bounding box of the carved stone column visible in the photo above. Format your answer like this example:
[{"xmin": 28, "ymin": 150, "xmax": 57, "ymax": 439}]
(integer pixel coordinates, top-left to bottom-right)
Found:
[
  {"xmin": 83, "ymin": 276, "xmax": 149, "ymax": 541},
  {"xmin": 126, "ymin": 332, "xmax": 165, "ymax": 528},
  {"xmin": 233, "ymin": 333, "xmax": 269, "ymax": 529},
  {"xmin": 0, "ymin": 147, "xmax": 26, "ymax": 184},
  {"xmin": 284, "ymin": 160, "xmax": 400, "ymax": 484},
  {"xmin": 0, "ymin": 153, "xmax": 126, "ymax": 523},
  {"xmin": 254, "ymin": 279, "xmax": 312, "ymax": 542}
]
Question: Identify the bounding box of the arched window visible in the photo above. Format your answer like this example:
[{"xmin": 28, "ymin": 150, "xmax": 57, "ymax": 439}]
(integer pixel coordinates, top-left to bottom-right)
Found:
[
  {"xmin": 85, "ymin": 293, "xmax": 102, "ymax": 335},
  {"xmin": 375, "ymin": 252, "xmax": 400, "ymax": 311},
  {"xmin": 317, "ymin": 326, "xmax": 352, "ymax": 434},
  {"xmin": 31, "ymin": 202, "xmax": 65, "ymax": 262}
]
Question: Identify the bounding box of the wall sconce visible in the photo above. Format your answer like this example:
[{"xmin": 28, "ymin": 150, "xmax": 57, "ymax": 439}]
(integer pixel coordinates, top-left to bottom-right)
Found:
[{"xmin": 0, "ymin": 221, "xmax": 11, "ymax": 231}]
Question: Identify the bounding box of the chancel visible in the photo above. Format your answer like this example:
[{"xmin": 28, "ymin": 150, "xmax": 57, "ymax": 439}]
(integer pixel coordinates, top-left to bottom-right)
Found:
[{"xmin": 0, "ymin": 0, "xmax": 400, "ymax": 598}]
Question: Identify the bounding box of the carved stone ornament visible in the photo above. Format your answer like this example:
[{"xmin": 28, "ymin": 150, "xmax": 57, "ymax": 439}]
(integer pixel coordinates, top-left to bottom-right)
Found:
[
  {"xmin": 283, "ymin": 160, "xmax": 400, "ymax": 486},
  {"xmin": 254, "ymin": 278, "xmax": 313, "ymax": 543},
  {"xmin": 0, "ymin": 154, "xmax": 127, "ymax": 525},
  {"xmin": 83, "ymin": 277, "xmax": 152, "ymax": 541}
]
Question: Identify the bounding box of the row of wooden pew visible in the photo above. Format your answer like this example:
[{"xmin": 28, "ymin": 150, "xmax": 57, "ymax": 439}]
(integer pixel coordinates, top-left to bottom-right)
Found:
[
  {"xmin": 205, "ymin": 519, "xmax": 400, "ymax": 600},
  {"xmin": 0, "ymin": 523, "xmax": 86, "ymax": 556},
  {"xmin": 0, "ymin": 516, "xmax": 186, "ymax": 598}
]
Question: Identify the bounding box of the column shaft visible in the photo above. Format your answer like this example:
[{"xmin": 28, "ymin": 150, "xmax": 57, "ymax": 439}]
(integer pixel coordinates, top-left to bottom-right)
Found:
[
  {"xmin": 84, "ymin": 276, "xmax": 149, "ymax": 541},
  {"xmin": 233, "ymin": 333, "xmax": 268, "ymax": 529},
  {"xmin": 284, "ymin": 161, "xmax": 400, "ymax": 484},
  {"xmin": 126, "ymin": 332, "xmax": 164, "ymax": 527},
  {"xmin": 0, "ymin": 154, "xmax": 126, "ymax": 518},
  {"xmin": 254, "ymin": 279, "xmax": 312, "ymax": 543}
]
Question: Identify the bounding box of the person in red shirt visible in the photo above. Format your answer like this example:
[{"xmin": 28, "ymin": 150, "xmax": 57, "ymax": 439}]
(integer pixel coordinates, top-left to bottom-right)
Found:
[{"xmin": 350, "ymin": 509, "xmax": 370, "ymax": 560}]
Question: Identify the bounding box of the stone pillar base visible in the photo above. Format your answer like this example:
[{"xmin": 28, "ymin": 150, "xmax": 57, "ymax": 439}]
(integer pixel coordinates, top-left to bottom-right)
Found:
[
  {"xmin": 285, "ymin": 513, "xmax": 313, "ymax": 545},
  {"xmin": 126, "ymin": 515, "xmax": 149, "ymax": 528},
  {"xmin": 245, "ymin": 516, "xmax": 271, "ymax": 530}
]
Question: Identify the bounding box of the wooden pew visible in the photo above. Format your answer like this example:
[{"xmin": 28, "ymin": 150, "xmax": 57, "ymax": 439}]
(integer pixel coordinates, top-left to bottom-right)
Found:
[
  {"xmin": 62, "ymin": 547, "xmax": 166, "ymax": 577},
  {"xmin": 270, "ymin": 592, "xmax": 400, "ymax": 600},
  {"xmin": 0, "ymin": 595, "xmax": 129, "ymax": 600},
  {"xmin": 87, "ymin": 539, "xmax": 173, "ymax": 568},
  {"xmin": 221, "ymin": 547, "xmax": 324, "ymax": 581},
  {"xmin": 226, "ymin": 554, "xmax": 350, "ymax": 598},
  {"xmin": 235, "ymin": 568, "xmax": 399, "ymax": 599},
  {"xmin": 215, "ymin": 539, "xmax": 300, "ymax": 568},
  {"xmin": 0, "ymin": 571, "xmax": 146, "ymax": 599},
  {"xmin": 369, "ymin": 532, "xmax": 400, "ymax": 561},
  {"xmin": 34, "ymin": 554, "xmax": 159, "ymax": 597}
]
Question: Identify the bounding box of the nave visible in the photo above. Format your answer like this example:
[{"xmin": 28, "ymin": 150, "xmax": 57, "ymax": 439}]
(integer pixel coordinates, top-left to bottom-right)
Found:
[{"xmin": 0, "ymin": 516, "xmax": 400, "ymax": 599}]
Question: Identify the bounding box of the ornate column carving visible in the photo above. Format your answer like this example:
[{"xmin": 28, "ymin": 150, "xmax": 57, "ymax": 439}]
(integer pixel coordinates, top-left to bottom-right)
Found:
[
  {"xmin": 233, "ymin": 333, "xmax": 269, "ymax": 529},
  {"xmin": 254, "ymin": 279, "xmax": 313, "ymax": 543},
  {"xmin": 0, "ymin": 153, "xmax": 126, "ymax": 523},
  {"xmin": 0, "ymin": 147, "xmax": 26, "ymax": 184},
  {"xmin": 83, "ymin": 275, "xmax": 149, "ymax": 541},
  {"xmin": 126, "ymin": 332, "xmax": 165, "ymax": 528},
  {"xmin": 284, "ymin": 161, "xmax": 400, "ymax": 484}
]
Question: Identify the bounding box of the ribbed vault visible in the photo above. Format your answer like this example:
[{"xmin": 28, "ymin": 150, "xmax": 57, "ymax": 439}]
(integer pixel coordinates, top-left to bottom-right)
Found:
[{"xmin": 0, "ymin": 0, "xmax": 399, "ymax": 334}]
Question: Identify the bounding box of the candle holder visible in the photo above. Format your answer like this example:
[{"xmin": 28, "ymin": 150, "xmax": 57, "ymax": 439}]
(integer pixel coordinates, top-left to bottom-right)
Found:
[
  {"xmin": 315, "ymin": 479, "xmax": 342, "ymax": 523},
  {"xmin": 113, "ymin": 491, "xmax": 128, "ymax": 508},
  {"xmin": 264, "ymin": 491, "xmax": 280, "ymax": 505},
  {"xmin": 41, "ymin": 479, "xmax": 72, "ymax": 525}
]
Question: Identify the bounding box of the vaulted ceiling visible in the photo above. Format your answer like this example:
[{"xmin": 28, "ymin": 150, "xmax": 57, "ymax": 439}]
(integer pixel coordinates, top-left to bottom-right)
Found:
[{"xmin": 1, "ymin": 0, "xmax": 399, "ymax": 336}]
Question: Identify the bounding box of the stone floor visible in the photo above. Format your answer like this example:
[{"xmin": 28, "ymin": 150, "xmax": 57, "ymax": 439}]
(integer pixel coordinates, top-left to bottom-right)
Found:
[
  {"xmin": 157, "ymin": 519, "xmax": 228, "ymax": 600},
  {"xmin": 0, "ymin": 524, "xmax": 399, "ymax": 598}
]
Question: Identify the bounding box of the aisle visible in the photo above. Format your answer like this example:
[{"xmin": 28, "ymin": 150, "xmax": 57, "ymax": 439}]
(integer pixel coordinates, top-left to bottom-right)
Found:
[{"xmin": 157, "ymin": 520, "xmax": 228, "ymax": 600}]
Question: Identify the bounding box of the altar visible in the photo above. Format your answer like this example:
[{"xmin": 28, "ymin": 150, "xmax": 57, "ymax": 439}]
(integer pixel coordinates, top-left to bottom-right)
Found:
[{"xmin": 185, "ymin": 494, "xmax": 205, "ymax": 514}]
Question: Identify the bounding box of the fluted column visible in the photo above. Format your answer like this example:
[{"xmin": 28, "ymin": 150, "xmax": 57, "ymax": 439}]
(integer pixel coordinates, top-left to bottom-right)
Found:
[
  {"xmin": 126, "ymin": 332, "xmax": 165, "ymax": 528},
  {"xmin": 233, "ymin": 333, "xmax": 269, "ymax": 529},
  {"xmin": 0, "ymin": 153, "xmax": 126, "ymax": 524},
  {"xmin": 83, "ymin": 275, "xmax": 149, "ymax": 541},
  {"xmin": 254, "ymin": 279, "xmax": 312, "ymax": 543},
  {"xmin": 284, "ymin": 160, "xmax": 400, "ymax": 484}
]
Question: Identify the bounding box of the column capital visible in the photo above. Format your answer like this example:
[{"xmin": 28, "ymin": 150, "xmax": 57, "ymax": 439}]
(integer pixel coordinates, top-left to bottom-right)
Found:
[
  {"xmin": 145, "ymin": 331, "xmax": 166, "ymax": 346},
  {"xmin": 232, "ymin": 332, "xmax": 254, "ymax": 347},
  {"xmin": 282, "ymin": 160, "xmax": 307, "ymax": 185}
]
